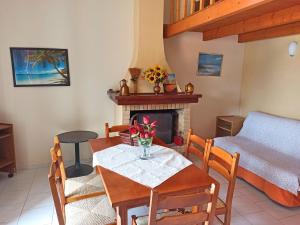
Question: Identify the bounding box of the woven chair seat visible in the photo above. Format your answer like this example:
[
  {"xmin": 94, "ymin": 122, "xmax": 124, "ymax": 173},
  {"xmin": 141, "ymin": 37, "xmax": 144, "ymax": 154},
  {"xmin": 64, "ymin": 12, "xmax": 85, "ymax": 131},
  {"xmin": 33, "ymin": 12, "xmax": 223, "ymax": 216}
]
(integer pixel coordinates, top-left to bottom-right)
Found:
[
  {"xmin": 216, "ymin": 197, "xmax": 226, "ymax": 209},
  {"xmin": 65, "ymin": 194, "xmax": 115, "ymax": 225},
  {"xmin": 65, "ymin": 170, "xmax": 105, "ymax": 198},
  {"xmin": 183, "ymin": 197, "xmax": 226, "ymax": 214},
  {"xmin": 134, "ymin": 210, "xmax": 183, "ymax": 225}
]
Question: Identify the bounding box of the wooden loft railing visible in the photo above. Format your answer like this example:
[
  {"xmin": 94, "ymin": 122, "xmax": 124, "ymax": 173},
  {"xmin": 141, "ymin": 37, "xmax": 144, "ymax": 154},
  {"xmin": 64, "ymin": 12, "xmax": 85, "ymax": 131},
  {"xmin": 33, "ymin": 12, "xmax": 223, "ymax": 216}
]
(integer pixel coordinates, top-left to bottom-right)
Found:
[
  {"xmin": 169, "ymin": 0, "xmax": 223, "ymax": 24},
  {"xmin": 164, "ymin": 0, "xmax": 300, "ymax": 43}
]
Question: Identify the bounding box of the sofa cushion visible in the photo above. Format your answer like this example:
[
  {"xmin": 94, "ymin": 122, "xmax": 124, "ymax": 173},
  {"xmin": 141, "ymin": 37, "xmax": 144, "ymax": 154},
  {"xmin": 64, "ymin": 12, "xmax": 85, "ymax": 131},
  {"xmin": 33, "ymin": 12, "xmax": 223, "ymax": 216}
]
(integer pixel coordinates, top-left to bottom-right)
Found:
[
  {"xmin": 214, "ymin": 136, "xmax": 300, "ymax": 195},
  {"xmin": 237, "ymin": 112, "xmax": 300, "ymax": 159}
]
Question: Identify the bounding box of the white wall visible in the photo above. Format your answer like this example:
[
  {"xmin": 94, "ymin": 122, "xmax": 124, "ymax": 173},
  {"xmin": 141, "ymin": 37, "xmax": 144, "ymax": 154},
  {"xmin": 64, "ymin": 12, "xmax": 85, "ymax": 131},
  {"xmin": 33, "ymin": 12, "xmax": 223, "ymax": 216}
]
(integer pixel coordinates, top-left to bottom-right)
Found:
[
  {"xmin": 240, "ymin": 35, "xmax": 300, "ymax": 119},
  {"xmin": 0, "ymin": 0, "xmax": 134, "ymax": 169},
  {"xmin": 164, "ymin": 33, "xmax": 245, "ymax": 138}
]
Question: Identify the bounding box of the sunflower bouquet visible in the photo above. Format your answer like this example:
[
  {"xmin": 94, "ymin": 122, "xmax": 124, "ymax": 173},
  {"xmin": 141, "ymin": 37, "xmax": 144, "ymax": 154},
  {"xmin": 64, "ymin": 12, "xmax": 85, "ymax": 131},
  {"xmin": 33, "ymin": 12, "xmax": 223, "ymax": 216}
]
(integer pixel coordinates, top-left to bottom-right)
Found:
[{"xmin": 143, "ymin": 65, "xmax": 168, "ymax": 84}]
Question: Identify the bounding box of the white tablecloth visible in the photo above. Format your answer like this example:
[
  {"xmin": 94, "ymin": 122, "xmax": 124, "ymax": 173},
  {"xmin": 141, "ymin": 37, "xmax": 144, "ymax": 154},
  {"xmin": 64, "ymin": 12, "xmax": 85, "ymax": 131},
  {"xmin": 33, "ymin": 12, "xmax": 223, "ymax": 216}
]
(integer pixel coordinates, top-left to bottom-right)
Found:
[{"xmin": 93, "ymin": 144, "xmax": 192, "ymax": 188}]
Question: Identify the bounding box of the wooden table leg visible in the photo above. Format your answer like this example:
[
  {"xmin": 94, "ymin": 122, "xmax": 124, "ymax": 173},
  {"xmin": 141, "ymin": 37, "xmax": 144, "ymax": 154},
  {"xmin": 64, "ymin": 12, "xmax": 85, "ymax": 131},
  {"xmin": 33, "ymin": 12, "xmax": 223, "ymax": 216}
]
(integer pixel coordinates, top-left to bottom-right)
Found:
[{"xmin": 116, "ymin": 206, "xmax": 128, "ymax": 225}]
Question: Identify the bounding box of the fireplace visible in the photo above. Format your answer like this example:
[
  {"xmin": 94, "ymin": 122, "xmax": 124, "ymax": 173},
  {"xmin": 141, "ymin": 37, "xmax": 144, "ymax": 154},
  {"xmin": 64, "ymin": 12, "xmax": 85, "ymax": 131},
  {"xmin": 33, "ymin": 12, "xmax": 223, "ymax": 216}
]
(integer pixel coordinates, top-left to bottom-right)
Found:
[
  {"xmin": 130, "ymin": 110, "xmax": 178, "ymax": 144},
  {"xmin": 114, "ymin": 102, "xmax": 195, "ymax": 153},
  {"xmin": 108, "ymin": 90, "xmax": 201, "ymax": 153}
]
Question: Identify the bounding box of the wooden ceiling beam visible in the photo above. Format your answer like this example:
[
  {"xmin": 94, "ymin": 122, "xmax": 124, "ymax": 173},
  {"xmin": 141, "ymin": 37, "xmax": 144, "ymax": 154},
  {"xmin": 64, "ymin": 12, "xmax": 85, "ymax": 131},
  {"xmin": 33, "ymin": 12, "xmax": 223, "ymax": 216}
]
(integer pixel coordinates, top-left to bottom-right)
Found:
[
  {"xmin": 238, "ymin": 21, "xmax": 300, "ymax": 43},
  {"xmin": 203, "ymin": 5, "xmax": 300, "ymax": 41},
  {"xmin": 164, "ymin": 0, "xmax": 300, "ymax": 38}
]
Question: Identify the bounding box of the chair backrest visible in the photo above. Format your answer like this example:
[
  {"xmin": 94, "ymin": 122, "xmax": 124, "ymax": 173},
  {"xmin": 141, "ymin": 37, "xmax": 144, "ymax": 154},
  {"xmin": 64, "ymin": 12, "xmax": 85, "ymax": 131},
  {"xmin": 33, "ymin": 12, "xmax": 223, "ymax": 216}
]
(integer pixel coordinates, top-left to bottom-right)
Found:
[
  {"xmin": 53, "ymin": 136, "xmax": 67, "ymax": 190},
  {"xmin": 105, "ymin": 123, "xmax": 129, "ymax": 138},
  {"xmin": 185, "ymin": 129, "xmax": 207, "ymax": 161},
  {"xmin": 148, "ymin": 183, "xmax": 219, "ymax": 225},
  {"xmin": 48, "ymin": 148, "xmax": 67, "ymax": 225},
  {"xmin": 203, "ymin": 144, "xmax": 240, "ymax": 210}
]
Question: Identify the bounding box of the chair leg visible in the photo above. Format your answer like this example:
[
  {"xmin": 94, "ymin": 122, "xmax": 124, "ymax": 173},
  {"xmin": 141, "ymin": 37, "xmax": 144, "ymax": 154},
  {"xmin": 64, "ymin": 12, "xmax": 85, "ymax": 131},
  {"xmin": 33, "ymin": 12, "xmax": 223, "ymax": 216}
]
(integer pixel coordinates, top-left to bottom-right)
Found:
[{"xmin": 223, "ymin": 210, "xmax": 231, "ymax": 225}]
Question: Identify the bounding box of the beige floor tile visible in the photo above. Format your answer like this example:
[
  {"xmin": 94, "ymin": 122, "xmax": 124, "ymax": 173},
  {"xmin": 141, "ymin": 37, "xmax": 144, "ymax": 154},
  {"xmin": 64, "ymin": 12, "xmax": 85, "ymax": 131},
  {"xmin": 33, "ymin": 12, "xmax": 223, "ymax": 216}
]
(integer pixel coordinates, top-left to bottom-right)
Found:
[
  {"xmin": 233, "ymin": 195, "xmax": 263, "ymax": 215},
  {"xmin": 17, "ymin": 205, "xmax": 53, "ymax": 225},
  {"xmin": 29, "ymin": 179, "xmax": 50, "ymax": 195},
  {"xmin": 0, "ymin": 205, "xmax": 23, "ymax": 223},
  {"xmin": 0, "ymin": 190, "xmax": 28, "ymax": 207},
  {"xmin": 0, "ymin": 221, "xmax": 18, "ymax": 225},
  {"xmin": 231, "ymin": 214, "xmax": 253, "ymax": 225},
  {"xmin": 280, "ymin": 214, "xmax": 300, "ymax": 225},
  {"xmin": 23, "ymin": 192, "xmax": 53, "ymax": 210},
  {"xmin": 244, "ymin": 212, "xmax": 283, "ymax": 225},
  {"xmin": 256, "ymin": 200, "xmax": 300, "ymax": 220},
  {"xmin": 237, "ymin": 185, "xmax": 268, "ymax": 203}
]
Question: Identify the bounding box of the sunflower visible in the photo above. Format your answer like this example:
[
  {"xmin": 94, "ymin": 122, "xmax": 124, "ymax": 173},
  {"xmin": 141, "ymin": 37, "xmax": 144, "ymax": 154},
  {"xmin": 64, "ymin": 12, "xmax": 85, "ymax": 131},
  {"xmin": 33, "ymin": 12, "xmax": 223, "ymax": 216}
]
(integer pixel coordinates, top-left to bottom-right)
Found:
[
  {"xmin": 154, "ymin": 65, "xmax": 162, "ymax": 71},
  {"xmin": 143, "ymin": 65, "xmax": 168, "ymax": 84},
  {"xmin": 155, "ymin": 71, "xmax": 161, "ymax": 78},
  {"xmin": 145, "ymin": 71, "xmax": 152, "ymax": 78},
  {"xmin": 147, "ymin": 74, "xmax": 156, "ymax": 84}
]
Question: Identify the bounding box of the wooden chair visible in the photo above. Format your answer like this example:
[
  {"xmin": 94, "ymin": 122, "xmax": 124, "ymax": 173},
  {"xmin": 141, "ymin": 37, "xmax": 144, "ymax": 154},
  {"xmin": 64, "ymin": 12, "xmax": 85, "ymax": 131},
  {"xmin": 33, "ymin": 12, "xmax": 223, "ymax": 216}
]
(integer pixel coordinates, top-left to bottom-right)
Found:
[
  {"xmin": 132, "ymin": 183, "xmax": 219, "ymax": 225},
  {"xmin": 185, "ymin": 129, "xmax": 208, "ymax": 162},
  {"xmin": 52, "ymin": 136, "xmax": 106, "ymax": 204},
  {"xmin": 203, "ymin": 143, "xmax": 240, "ymax": 225},
  {"xmin": 48, "ymin": 149, "xmax": 116, "ymax": 225},
  {"xmin": 105, "ymin": 123, "xmax": 130, "ymax": 138}
]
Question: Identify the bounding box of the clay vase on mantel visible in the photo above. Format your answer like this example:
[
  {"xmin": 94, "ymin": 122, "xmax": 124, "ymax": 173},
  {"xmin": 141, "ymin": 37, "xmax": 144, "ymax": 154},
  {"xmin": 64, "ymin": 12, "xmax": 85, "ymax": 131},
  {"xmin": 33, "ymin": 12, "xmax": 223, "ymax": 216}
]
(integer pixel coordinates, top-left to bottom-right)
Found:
[
  {"xmin": 129, "ymin": 68, "xmax": 141, "ymax": 94},
  {"xmin": 153, "ymin": 82, "xmax": 161, "ymax": 95}
]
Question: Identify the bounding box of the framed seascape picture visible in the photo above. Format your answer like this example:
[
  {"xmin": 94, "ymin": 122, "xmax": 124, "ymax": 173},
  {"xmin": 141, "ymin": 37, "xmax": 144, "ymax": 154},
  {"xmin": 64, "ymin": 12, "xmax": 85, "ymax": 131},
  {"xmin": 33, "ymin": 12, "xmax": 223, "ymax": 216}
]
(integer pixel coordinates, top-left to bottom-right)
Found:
[
  {"xmin": 197, "ymin": 53, "xmax": 223, "ymax": 77},
  {"xmin": 163, "ymin": 73, "xmax": 178, "ymax": 94},
  {"xmin": 10, "ymin": 47, "xmax": 70, "ymax": 87}
]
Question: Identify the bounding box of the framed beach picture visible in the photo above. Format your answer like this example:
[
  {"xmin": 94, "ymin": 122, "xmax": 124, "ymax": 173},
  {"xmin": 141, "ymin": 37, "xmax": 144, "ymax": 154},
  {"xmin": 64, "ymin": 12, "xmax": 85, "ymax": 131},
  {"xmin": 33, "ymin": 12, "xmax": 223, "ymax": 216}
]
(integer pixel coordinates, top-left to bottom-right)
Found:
[
  {"xmin": 197, "ymin": 53, "xmax": 223, "ymax": 77},
  {"xmin": 10, "ymin": 47, "xmax": 70, "ymax": 87}
]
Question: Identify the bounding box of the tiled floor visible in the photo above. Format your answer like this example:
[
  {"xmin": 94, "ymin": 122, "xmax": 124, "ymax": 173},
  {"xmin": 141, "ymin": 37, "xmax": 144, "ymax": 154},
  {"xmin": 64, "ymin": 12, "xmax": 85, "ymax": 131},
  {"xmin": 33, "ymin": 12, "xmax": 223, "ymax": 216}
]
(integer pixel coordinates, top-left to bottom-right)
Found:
[{"xmin": 0, "ymin": 167, "xmax": 299, "ymax": 225}]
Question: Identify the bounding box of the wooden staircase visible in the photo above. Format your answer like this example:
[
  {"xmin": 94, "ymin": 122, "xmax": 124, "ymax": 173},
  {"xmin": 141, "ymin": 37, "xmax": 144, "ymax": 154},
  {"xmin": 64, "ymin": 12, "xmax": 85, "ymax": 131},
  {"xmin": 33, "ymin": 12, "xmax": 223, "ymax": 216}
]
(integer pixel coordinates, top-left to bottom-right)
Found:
[{"xmin": 164, "ymin": 0, "xmax": 300, "ymax": 42}]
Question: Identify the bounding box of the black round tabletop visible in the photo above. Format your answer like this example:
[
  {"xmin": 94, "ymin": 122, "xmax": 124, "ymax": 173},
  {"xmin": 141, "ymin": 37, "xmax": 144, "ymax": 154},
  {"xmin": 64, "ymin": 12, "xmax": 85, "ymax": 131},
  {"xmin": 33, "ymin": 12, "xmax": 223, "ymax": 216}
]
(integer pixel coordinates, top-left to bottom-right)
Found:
[{"xmin": 58, "ymin": 130, "xmax": 98, "ymax": 143}]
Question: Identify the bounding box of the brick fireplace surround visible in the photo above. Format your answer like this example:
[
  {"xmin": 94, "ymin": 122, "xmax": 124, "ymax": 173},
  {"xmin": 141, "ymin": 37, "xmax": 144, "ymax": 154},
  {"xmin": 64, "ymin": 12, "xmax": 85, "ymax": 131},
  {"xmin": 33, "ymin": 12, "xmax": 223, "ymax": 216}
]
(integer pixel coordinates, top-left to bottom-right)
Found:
[
  {"xmin": 109, "ymin": 91, "xmax": 202, "ymax": 153},
  {"xmin": 119, "ymin": 104, "xmax": 190, "ymax": 153}
]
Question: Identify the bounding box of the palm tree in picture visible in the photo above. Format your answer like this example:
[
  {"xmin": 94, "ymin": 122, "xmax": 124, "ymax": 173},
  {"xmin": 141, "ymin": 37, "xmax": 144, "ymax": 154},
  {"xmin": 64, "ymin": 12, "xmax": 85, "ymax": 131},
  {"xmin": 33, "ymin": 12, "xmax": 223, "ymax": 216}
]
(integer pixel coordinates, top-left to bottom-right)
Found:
[{"xmin": 27, "ymin": 49, "xmax": 69, "ymax": 84}]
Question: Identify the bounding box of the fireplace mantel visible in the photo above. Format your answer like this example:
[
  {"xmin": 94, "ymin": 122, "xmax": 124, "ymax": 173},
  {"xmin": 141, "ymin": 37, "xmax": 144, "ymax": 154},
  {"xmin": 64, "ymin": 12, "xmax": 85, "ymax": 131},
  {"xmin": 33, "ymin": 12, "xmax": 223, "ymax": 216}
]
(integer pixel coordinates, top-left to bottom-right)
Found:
[{"xmin": 107, "ymin": 90, "xmax": 202, "ymax": 105}]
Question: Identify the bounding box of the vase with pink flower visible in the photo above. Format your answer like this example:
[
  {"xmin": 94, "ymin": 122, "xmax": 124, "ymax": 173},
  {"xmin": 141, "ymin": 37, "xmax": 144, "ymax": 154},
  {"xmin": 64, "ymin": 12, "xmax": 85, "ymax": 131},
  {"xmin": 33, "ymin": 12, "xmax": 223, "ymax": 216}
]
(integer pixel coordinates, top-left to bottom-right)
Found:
[{"xmin": 130, "ymin": 115, "xmax": 157, "ymax": 160}]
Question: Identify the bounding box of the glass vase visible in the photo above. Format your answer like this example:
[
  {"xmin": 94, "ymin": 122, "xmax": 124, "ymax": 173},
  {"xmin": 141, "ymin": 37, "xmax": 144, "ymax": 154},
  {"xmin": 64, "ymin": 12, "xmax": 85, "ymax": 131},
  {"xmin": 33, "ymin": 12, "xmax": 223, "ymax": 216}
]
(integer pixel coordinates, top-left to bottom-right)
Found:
[{"xmin": 138, "ymin": 137, "xmax": 153, "ymax": 160}]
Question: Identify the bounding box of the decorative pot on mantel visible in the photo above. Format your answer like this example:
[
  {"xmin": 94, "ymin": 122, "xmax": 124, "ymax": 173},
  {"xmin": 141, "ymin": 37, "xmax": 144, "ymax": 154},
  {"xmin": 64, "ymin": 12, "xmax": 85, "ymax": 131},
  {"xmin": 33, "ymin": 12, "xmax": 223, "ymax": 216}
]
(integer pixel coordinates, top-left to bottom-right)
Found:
[
  {"xmin": 129, "ymin": 67, "xmax": 141, "ymax": 94},
  {"xmin": 185, "ymin": 82, "xmax": 194, "ymax": 95},
  {"xmin": 153, "ymin": 82, "xmax": 161, "ymax": 95}
]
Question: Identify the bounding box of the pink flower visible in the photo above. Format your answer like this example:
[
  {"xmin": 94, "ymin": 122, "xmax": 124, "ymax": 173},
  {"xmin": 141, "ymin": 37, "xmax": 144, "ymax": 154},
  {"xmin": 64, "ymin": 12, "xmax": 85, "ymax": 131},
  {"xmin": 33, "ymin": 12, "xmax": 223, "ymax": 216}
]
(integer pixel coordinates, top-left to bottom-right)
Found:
[
  {"xmin": 140, "ymin": 132, "xmax": 145, "ymax": 139},
  {"xmin": 144, "ymin": 132, "xmax": 150, "ymax": 139},
  {"xmin": 143, "ymin": 116, "xmax": 150, "ymax": 125},
  {"xmin": 137, "ymin": 125, "xmax": 144, "ymax": 133},
  {"xmin": 150, "ymin": 121, "xmax": 158, "ymax": 128},
  {"xmin": 150, "ymin": 130, "xmax": 156, "ymax": 137},
  {"xmin": 129, "ymin": 127, "xmax": 138, "ymax": 135}
]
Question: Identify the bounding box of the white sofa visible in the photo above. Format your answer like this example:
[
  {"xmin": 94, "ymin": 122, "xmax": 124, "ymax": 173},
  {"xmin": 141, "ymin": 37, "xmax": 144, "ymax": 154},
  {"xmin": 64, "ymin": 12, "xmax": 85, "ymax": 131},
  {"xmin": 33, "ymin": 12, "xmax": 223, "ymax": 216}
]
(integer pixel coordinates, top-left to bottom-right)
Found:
[{"xmin": 214, "ymin": 112, "xmax": 300, "ymax": 206}]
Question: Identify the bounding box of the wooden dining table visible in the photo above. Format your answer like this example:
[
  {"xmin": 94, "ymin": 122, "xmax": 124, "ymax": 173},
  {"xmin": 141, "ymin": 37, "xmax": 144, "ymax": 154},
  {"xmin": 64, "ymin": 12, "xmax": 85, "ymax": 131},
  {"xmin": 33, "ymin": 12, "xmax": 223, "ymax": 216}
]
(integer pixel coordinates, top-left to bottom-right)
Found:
[{"xmin": 89, "ymin": 136, "xmax": 219, "ymax": 225}]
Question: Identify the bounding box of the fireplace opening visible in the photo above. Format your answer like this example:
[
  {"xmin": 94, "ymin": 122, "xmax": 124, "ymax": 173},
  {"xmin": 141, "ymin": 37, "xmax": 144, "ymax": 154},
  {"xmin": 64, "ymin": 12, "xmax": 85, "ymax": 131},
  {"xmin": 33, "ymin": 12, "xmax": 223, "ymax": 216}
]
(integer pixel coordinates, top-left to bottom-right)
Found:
[{"xmin": 130, "ymin": 110, "xmax": 178, "ymax": 144}]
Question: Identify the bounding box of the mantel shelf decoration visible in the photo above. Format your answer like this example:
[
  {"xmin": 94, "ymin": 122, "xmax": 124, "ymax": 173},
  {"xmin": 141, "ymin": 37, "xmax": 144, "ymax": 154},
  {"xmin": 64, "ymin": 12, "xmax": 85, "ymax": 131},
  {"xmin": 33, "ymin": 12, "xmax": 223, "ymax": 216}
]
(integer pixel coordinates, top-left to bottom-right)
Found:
[
  {"xmin": 130, "ymin": 115, "xmax": 157, "ymax": 160},
  {"xmin": 129, "ymin": 67, "xmax": 141, "ymax": 94},
  {"xmin": 107, "ymin": 89, "xmax": 202, "ymax": 105},
  {"xmin": 143, "ymin": 65, "xmax": 168, "ymax": 95}
]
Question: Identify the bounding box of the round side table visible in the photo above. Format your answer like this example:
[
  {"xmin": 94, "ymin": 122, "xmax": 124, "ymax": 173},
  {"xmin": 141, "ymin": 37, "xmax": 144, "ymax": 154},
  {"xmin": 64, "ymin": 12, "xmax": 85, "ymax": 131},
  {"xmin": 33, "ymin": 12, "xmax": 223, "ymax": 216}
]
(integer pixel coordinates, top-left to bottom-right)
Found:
[{"xmin": 58, "ymin": 130, "xmax": 98, "ymax": 178}]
